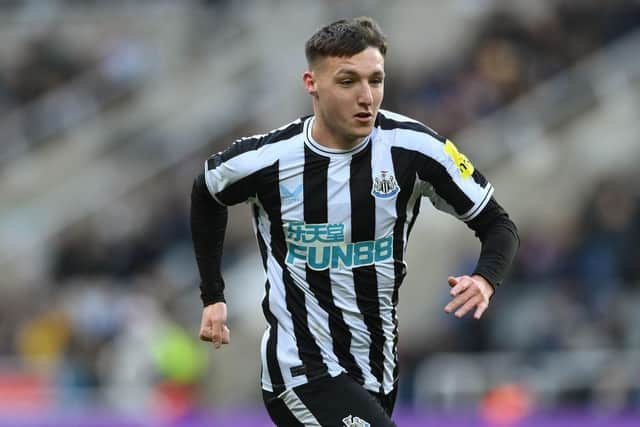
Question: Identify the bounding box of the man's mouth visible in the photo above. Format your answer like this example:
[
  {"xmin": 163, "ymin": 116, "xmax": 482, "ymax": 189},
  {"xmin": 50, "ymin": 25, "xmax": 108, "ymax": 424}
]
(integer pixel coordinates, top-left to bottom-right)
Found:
[{"xmin": 354, "ymin": 112, "xmax": 373, "ymax": 122}]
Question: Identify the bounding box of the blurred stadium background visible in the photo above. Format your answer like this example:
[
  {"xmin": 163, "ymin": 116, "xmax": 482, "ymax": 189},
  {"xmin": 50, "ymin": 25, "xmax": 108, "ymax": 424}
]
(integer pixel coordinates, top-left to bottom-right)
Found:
[{"xmin": 1, "ymin": 0, "xmax": 639, "ymax": 426}]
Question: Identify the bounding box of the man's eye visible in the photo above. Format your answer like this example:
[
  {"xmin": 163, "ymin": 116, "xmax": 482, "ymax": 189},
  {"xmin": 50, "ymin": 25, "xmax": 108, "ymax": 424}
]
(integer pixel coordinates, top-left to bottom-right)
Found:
[
  {"xmin": 339, "ymin": 80, "xmax": 353, "ymax": 86},
  {"xmin": 370, "ymin": 79, "xmax": 383, "ymax": 85}
]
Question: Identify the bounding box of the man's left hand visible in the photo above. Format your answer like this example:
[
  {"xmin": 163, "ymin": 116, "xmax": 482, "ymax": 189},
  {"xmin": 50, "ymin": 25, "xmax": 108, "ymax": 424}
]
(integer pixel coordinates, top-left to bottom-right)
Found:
[{"xmin": 444, "ymin": 275, "xmax": 494, "ymax": 320}]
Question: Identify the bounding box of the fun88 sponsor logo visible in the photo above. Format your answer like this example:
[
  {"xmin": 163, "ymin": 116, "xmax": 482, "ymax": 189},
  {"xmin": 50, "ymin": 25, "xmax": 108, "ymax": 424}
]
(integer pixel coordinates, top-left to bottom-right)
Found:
[{"xmin": 284, "ymin": 221, "xmax": 393, "ymax": 270}]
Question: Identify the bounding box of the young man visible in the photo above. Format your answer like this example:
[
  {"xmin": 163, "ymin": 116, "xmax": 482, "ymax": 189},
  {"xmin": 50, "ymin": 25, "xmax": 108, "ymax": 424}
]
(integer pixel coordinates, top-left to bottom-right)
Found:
[{"xmin": 191, "ymin": 17, "xmax": 519, "ymax": 426}]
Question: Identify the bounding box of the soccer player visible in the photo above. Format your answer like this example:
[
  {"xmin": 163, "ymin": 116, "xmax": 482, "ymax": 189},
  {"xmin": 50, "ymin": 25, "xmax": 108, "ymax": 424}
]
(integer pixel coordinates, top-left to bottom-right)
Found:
[{"xmin": 190, "ymin": 17, "xmax": 519, "ymax": 426}]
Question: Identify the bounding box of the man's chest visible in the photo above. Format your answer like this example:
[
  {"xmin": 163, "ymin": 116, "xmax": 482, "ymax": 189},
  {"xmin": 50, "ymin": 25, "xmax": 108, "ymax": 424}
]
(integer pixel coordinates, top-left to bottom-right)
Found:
[{"xmin": 257, "ymin": 147, "xmax": 418, "ymax": 231}]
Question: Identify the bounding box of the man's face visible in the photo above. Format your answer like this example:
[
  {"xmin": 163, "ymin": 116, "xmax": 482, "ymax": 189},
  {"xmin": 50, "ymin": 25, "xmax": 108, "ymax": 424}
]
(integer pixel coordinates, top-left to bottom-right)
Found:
[{"xmin": 304, "ymin": 47, "xmax": 385, "ymax": 146}]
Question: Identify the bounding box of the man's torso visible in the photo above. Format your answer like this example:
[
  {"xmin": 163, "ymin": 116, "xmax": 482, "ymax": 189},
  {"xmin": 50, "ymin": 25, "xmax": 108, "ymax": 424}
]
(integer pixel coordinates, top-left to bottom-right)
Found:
[{"xmin": 204, "ymin": 110, "xmax": 493, "ymax": 394}]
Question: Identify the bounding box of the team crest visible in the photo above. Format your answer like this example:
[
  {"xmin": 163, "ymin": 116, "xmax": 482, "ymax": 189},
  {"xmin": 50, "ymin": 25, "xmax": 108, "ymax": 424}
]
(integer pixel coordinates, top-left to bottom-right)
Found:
[
  {"xmin": 371, "ymin": 170, "xmax": 399, "ymax": 199},
  {"xmin": 343, "ymin": 415, "xmax": 370, "ymax": 427}
]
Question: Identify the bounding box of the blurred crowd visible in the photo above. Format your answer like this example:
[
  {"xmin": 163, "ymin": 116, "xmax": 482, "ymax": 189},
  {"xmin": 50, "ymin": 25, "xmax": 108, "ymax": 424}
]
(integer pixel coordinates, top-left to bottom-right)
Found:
[
  {"xmin": 387, "ymin": 0, "xmax": 640, "ymax": 136},
  {"xmin": 1, "ymin": 0, "xmax": 639, "ymax": 418},
  {"xmin": 0, "ymin": 34, "xmax": 90, "ymax": 114},
  {"xmin": 399, "ymin": 172, "xmax": 640, "ymax": 408},
  {"xmin": 0, "ymin": 171, "xmax": 204, "ymax": 416},
  {"xmin": 0, "ymin": 30, "xmax": 149, "ymax": 164}
]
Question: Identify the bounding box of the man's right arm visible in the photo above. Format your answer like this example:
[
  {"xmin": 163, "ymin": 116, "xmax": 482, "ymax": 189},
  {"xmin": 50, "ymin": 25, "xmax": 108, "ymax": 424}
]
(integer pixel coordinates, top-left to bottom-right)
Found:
[{"xmin": 190, "ymin": 173, "xmax": 228, "ymax": 306}]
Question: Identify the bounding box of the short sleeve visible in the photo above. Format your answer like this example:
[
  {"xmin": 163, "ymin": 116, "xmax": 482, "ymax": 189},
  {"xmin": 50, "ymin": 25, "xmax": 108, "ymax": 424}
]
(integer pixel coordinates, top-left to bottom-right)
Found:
[
  {"xmin": 204, "ymin": 138, "xmax": 263, "ymax": 206},
  {"xmin": 415, "ymin": 138, "xmax": 494, "ymax": 222}
]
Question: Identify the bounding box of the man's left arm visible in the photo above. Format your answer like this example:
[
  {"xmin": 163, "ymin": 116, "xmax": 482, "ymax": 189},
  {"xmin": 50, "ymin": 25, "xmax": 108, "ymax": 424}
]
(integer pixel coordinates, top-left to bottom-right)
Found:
[
  {"xmin": 444, "ymin": 198, "xmax": 519, "ymax": 319},
  {"xmin": 409, "ymin": 132, "xmax": 519, "ymax": 319}
]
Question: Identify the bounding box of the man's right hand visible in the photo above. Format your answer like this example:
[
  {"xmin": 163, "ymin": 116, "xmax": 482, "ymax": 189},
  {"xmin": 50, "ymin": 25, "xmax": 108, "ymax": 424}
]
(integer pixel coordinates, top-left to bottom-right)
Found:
[{"xmin": 199, "ymin": 302, "xmax": 230, "ymax": 349}]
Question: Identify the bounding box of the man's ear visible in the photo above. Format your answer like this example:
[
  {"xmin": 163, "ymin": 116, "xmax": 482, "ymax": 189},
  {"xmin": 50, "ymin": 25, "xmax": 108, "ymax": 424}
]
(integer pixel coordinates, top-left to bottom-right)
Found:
[{"xmin": 303, "ymin": 71, "xmax": 318, "ymax": 98}]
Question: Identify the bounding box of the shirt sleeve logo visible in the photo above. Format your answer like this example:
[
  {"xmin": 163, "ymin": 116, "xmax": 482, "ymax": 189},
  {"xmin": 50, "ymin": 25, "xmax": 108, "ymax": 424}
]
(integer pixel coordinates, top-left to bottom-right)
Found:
[
  {"xmin": 444, "ymin": 139, "xmax": 474, "ymax": 179},
  {"xmin": 371, "ymin": 170, "xmax": 400, "ymax": 199}
]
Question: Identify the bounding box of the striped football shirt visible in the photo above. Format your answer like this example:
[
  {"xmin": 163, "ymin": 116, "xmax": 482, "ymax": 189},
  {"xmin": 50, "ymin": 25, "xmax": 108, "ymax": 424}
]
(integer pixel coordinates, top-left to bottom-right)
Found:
[{"xmin": 203, "ymin": 109, "xmax": 494, "ymax": 394}]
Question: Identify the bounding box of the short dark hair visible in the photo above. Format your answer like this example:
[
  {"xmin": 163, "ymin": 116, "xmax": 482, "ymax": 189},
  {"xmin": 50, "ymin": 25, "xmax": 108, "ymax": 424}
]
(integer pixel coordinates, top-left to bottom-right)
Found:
[{"xmin": 305, "ymin": 16, "xmax": 387, "ymax": 66}]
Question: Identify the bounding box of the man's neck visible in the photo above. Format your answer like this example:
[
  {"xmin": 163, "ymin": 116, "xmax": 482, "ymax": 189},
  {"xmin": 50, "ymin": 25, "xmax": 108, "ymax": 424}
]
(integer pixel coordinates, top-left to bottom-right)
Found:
[{"xmin": 311, "ymin": 116, "xmax": 365, "ymax": 151}]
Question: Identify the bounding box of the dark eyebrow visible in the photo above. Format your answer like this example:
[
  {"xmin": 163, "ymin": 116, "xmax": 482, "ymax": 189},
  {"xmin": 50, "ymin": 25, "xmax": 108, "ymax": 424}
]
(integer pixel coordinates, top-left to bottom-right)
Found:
[
  {"xmin": 335, "ymin": 69, "xmax": 358, "ymax": 76},
  {"xmin": 335, "ymin": 69, "xmax": 385, "ymax": 78}
]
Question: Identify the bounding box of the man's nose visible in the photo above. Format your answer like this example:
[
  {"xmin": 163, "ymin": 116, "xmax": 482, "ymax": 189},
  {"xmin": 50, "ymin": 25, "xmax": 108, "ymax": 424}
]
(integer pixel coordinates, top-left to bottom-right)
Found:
[{"xmin": 358, "ymin": 83, "xmax": 373, "ymax": 105}]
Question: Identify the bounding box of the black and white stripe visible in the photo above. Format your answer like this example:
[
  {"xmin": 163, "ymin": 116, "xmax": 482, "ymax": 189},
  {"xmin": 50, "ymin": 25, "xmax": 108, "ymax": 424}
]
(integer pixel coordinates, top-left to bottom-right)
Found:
[
  {"xmin": 303, "ymin": 145, "xmax": 366, "ymax": 384},
  {"xmin": 279, "ymin": 389, "xmax": 322, "ymax": 426},
  {"xmin": 325, "ymin": 153, "xmax": 380, "ymax": 389},
  {"xmin": 349, "ymin": 144, "xmax": 386, "ymax": 393},
  {"xmin": 204, "ymin": 110, "xmax": 493, "ymax": 395}
]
